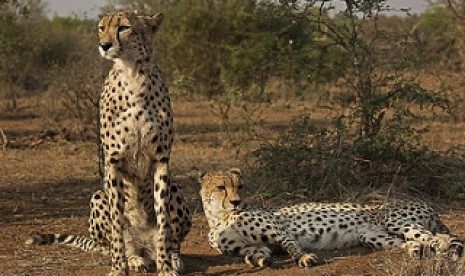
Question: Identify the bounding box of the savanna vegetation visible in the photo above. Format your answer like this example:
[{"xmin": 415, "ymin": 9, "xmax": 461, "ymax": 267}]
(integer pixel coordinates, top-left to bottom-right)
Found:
[{"xmin": 2, "ymin": 0, "xmax": 464, "ymax": 200}]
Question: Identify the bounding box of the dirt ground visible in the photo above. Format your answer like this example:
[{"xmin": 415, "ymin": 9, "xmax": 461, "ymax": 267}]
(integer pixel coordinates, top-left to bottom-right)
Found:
[{"xmin": 1, "ymin": 100, "xmax": 465, "ymax": 276}]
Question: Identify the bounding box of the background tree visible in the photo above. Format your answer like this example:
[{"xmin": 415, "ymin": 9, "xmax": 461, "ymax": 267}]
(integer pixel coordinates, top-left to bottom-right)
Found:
[
  {"xmin": 0, "ymin": 0, "xmax": 46, "ymax": 109},
  {"xmin": 0, "ymin": 0, "xmax": 463, "ymax": 199},
  {"xmin": 253, "ymin": 0, "xmax": 463, "ymax": 199},
  {"xmin": 434, "ymin": 0, "xmax": 465, "ymax": 33}
]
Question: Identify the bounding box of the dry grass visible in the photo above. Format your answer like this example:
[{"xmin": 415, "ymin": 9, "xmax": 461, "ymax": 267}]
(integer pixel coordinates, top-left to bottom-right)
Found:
[
  {"xmin": 1, "ymin": 78, "xmax": 465, "ymax": 275},
  {"xmin": 382, "ymin": 256, "xmax": 465, "ymax": 276}
]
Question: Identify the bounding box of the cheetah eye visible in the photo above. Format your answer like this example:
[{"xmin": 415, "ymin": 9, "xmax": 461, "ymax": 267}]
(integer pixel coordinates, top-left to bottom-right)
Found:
[
  {"xmin": 217, "ymin": 185, "xmax": 226, "ymax": 191},
  {"xmin": 98, "ymin": 25, "xmax": 105, "ymax": 32},
  {"xmin": 118, "ymin": 25, "xmax": 131, "ymax": 32}
]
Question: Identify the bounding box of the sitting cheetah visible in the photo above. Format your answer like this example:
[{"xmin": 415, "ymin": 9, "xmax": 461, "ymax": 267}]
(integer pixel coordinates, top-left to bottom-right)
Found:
[
  {"xmin": 26, "ymin": 183, "xmax": 191, "ymax": 273},
  {"xmin": 98, "ymin": 10, "xmax": 180, "ymax": 276},
  {"xmin": 28, "ymin": 10, "xmax": 185, "ymax": 276},
  {"xmin": 198, "ymin": 168, "xmax": 464, "ymax": 268}
]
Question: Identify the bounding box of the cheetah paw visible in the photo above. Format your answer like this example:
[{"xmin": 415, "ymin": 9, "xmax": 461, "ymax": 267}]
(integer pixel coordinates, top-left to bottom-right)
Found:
[
  {"xmin": 128, "ymin": 255, "xmax": 149, "ymax": 273},
  {"xmin": 430, "ymin": 234, "xmax": 464, "ymax": 261},
  {"xmin": 403, "ymin": 241, "xmax": 433, "ymax": 259},
  {"xmin": 107, "ymin": 269, "xmax": 128, "ymax": 276},
  {"xmin": 298, "ymin": 253, "xmax": 319, "ymax": 268},
  {"xmin": 171, "ymin": 253, "xmax": 184, "ymax": 272},
  {"xmin": 156, "ymin": 262, "xmax": 179, "ymax": 276},
  {"xmin": 156, "ymin": 270, "xmax": 179, "ymax": 276},
  {"xmin": 448, "ymin": 240, "xmax": 464, "ymax": 261},
  {"xmin": 244, "ymin": 252, "xmax": 271, "ymax": 268}
]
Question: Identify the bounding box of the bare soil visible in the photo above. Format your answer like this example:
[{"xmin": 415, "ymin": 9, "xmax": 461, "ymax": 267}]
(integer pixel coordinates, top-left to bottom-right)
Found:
[{"xmin": 1, "ymin": 99, "xmax": 465, "ymax": 275}]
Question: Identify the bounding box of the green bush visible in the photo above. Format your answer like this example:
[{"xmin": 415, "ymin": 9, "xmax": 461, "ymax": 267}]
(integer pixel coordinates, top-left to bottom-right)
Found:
[
  {"xmin": 417, "ymin": 5, "xmax": 464, "ymax": 70},
  {"xmin": 252, "ymin": 116, "xmax": 465, "ymax": 200},
  {"xmin": 0, "ymin": 2, "xmax": 95, "ymax": 110},
  {"xmin": 249, "ymin": 0, "xmax": 465, "ymax": 201}
]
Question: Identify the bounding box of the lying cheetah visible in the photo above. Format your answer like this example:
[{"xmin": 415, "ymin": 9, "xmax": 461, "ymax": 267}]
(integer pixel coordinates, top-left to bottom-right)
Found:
[
  {"xmin": 198, "ymin": 168, "xmax": 464, "ymax": 268},
  {"xmin": 26, "ymin": 183, "xmax": 191, "ymax": 273}
]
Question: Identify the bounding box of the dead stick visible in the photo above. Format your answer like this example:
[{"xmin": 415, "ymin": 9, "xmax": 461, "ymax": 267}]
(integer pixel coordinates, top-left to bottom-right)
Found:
[{"xmin": 0, "ymin": 127, "xmax": 10, "ymax": 150}]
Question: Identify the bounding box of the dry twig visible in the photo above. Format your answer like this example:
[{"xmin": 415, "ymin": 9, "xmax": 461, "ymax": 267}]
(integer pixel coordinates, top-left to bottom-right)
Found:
[{"xmin": 0, "ymin": 127, "xmax": 10, "ymax": 150}]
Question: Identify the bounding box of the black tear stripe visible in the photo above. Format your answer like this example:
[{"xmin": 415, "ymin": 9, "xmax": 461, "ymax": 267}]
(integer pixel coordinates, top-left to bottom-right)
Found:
[{"xmin": 116, "ymin": 16, "xmax": 122, "ymax": 52}]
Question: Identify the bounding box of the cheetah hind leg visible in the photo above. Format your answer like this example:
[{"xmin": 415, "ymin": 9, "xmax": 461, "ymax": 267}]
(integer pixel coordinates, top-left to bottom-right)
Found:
[
  {"xmin": 241, "ymin": 246, "xmax": 272, "ymax": 268},
  {"xmin": 89, "ymin": 189, "xmax": 111, "ymax": 246},
  {"xmin": 430, "ymin": 234, "xmax": 464, "ymax": 261},
  {"xmin": 401, "ymin": 241, "xmax": 435, "ymax": 259}
]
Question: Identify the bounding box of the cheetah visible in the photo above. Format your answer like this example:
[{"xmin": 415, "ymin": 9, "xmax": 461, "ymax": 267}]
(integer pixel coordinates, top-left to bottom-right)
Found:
[
  {"xmin": 25, "ymin": 182, "xmax": 191, "ymax": 273},
  {"xmin": 198, "ymin": 168, "xmax": 464, "ymax": 269},
  {"xmin": 25, "ymin": 10, "xmax": 184, "ymax": 276},
  {"xmin": 96, "ymin": 10, "xmax": 182, "ymax": 276}
]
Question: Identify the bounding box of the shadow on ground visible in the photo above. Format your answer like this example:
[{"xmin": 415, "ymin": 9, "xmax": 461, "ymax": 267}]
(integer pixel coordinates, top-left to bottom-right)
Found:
[{"xmin": 0, "ymin": 177, "xmax": 98, "ymax": 225}]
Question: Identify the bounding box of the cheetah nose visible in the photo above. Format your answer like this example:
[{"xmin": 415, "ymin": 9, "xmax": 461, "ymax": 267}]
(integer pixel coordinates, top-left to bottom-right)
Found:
[
  {"xmin": 230, "ymin": 200, "xmax": 241, "ymax": 207},
  {"xmin": 100, "ymin": 42, "xmax": 113, "ymax": 51}
]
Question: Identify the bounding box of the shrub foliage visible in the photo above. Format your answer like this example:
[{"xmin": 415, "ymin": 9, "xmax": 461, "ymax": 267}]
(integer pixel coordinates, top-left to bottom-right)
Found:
[{"xmin": 0, "ymin": 0, "xmax": 464, "ymax": 199}]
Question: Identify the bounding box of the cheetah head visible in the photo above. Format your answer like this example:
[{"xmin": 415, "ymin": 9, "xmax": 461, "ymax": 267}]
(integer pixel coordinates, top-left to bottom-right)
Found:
[
  {"xmin": 198, "ymin": 168, "xmax": 244, "ymax": 216},
  {"xmin": 98, "ymin": 10, "xmax": 164, "ymax": 61}
]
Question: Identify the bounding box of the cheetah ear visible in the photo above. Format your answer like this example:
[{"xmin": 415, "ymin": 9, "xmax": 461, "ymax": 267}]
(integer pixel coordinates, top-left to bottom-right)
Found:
[
  {"xmin": 230, "ymin": 168, "xmax": 241, "ymax": 176},
  {"xmin": 146, "ymin": 13, "xmax": 164, "ymax": 33},
  {"xmin": 198, "ymin": 171, "xmax": 208, "ymax": 184}
]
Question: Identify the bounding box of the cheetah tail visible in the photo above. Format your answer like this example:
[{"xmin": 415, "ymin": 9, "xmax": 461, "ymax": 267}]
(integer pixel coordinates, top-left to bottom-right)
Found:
[{"xmin": 25, "ymin": 233, "xmax": 108, "ymax": 255}]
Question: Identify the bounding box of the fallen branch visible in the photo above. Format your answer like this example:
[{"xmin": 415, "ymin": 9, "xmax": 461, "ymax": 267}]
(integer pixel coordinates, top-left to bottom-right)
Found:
[{"xmin": 0, "ymin": 127, "xmax": 10, "ymax": 150}]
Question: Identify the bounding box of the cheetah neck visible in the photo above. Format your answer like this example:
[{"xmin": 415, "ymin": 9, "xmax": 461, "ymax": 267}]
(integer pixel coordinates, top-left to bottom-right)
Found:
[
  {"xmin": 107, "ymin": 56, "xmax": 169, "ymax": 106},
  {"xmin": 113, "ymin": 56, "xmax": 160, "ymax": 81},
  {"xmin": 203, "ymin": 205, "xmax": 235, "ymax": 230}
]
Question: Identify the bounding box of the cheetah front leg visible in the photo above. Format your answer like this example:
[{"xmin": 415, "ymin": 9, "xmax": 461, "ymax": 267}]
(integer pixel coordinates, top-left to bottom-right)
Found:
[
  {"xmin": 233, "ymin": 225, "xmax": 318, "ymax": 268},
  {"xmin": 168, "ymin": 203, "xmax": 183, "ymax": 272},
  {"xmin": 106, "ymin": 162, "xmax": 128, "ymax": 276},
  {"xmin": 168, "ymin": 185, "xmax": 192, "ymax": 272},
  {"xmin": 241, "ymin": 246, "xmax": 272, "ymax": 267},
  {"xmin": 271, "ymin": 232, "xmax": 319, "ymax": 268},
  {"xmin": 215, "ymin": 232, "xmax": 272, "ymax": 268},
  {"xmin": 153, "ymin": 158, "xmax": 175, "ymax": 275}
]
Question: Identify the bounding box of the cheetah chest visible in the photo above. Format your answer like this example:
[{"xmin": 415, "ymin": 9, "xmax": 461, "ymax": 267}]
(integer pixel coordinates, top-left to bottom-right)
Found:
[{"xmin": 101, "ymin": 69, "xmax": 173, "ymax": 179}]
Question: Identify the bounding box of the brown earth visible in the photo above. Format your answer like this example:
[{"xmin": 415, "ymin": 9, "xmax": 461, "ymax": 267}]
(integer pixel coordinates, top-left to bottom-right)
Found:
[{"xmin": 1, "ymin": 99, "xmax": 465, "ymax": 276}]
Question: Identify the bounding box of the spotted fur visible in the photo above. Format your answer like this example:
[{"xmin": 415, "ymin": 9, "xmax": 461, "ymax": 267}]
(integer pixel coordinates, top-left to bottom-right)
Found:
[
  {"xmin": 25, "ymin": 185, "xmax": 191, "ymax": 273},
  {"xmin": 98, "ymin": 10, "xmax": 181, "ymax": 276},
  {"xmin": 25, "ymin": 10, "xmax": 186, "ymax": 275},
  {"xmin": 198, "ymin": 169, "xmax": 464, "ymax": 268}
]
